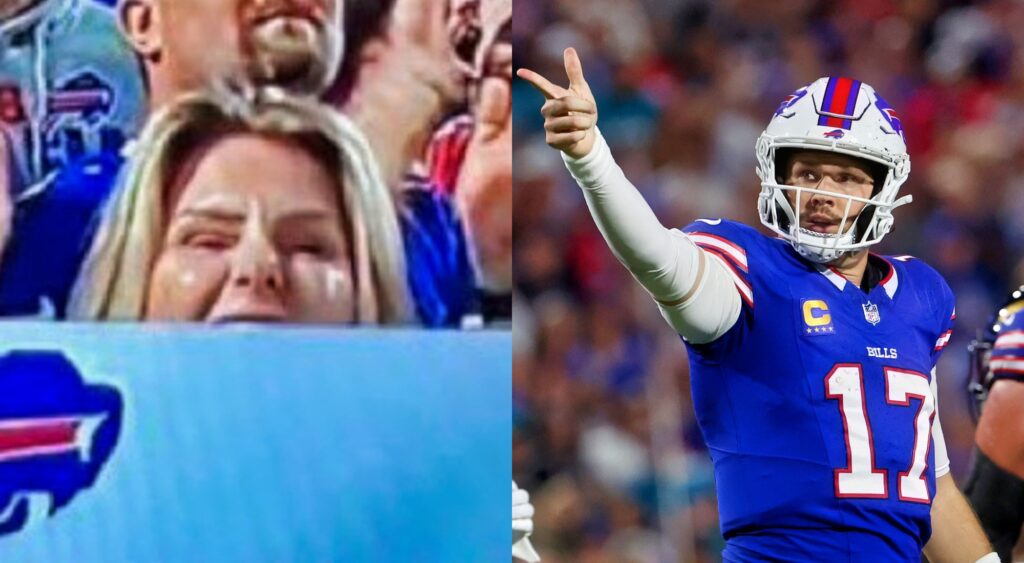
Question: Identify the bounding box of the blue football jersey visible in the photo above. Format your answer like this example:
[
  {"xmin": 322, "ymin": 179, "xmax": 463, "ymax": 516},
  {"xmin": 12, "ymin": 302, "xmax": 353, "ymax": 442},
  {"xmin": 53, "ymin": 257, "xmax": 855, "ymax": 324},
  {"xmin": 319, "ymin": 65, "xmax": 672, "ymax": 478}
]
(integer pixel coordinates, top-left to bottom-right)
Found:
[{"xmin": 681, "ymin": 219, "xmax": 955, "ymax": 562}]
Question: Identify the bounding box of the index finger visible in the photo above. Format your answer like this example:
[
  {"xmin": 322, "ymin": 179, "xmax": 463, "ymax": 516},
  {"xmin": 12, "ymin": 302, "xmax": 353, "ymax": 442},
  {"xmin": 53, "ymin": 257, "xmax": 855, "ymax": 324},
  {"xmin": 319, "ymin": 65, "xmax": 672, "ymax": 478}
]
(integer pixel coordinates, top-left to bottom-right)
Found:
[
  {"xmin": 516, "ymin": 67, "xmax": 565, "ymax": 100},
  {"xmin": 563, "ymin": 48, "xmax": 589, "ymax": 91}
]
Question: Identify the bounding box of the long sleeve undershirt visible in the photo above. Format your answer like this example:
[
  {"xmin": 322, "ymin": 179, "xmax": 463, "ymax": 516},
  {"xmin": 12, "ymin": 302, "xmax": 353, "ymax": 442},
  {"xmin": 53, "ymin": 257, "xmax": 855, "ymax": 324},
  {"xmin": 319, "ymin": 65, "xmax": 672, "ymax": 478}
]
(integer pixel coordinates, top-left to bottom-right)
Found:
[{"xmin": 561, "ymin": 129, "xmax": 741, "ymax": 344}]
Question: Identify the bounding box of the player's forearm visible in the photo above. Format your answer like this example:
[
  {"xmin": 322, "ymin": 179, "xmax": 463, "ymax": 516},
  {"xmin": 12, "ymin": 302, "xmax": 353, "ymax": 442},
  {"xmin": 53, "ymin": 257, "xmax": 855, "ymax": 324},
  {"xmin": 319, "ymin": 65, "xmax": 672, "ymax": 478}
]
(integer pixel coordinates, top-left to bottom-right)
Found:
[
  {"xmin": 561, "ymin": 130, "xmax": 741, "ymax": 340},
  {"xmin": 924, "ymin": 473, "xmax": 995, "ymax": 563},
  {"xmin": 561, "ymin": 130, "xmax": 698, "ymax": 302}
]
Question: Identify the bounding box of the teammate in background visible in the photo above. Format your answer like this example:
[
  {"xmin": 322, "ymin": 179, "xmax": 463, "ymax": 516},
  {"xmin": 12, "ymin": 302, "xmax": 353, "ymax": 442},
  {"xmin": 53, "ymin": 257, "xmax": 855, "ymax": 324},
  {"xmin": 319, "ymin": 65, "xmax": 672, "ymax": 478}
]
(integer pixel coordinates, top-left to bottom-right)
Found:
[
  {"xmin": 519, "ymin": 49, "xmax": 996, "ymax": 561},
  {"xmin": 965, "ymin": 286, "xmax": 1024, "ymax": 562},
  {"xmin": 68, "ymin": 89, "xmax": 410, "ymax": 323}
]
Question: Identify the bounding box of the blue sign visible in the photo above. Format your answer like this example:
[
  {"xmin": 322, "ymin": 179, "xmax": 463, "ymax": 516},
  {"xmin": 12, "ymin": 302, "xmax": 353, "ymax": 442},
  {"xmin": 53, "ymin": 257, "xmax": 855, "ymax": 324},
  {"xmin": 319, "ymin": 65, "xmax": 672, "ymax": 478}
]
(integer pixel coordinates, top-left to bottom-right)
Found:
[{"xmin": 0, "ymin": 323, "xmax": 510, "ymax": 562}]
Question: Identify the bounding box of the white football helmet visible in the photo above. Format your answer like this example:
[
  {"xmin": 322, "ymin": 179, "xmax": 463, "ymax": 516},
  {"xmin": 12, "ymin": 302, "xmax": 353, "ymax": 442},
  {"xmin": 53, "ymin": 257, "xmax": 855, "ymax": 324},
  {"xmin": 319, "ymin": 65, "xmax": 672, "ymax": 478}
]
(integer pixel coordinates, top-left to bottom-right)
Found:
[{"xmin": 755, "ymin": 77, "xmax": 912, "ymax": 264}]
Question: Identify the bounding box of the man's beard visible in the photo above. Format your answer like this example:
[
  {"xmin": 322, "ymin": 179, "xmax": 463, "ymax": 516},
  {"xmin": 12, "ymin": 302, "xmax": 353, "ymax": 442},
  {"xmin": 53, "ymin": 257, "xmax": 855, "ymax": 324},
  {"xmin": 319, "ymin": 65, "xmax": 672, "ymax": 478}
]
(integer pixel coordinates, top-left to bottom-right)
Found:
[{"xmin": 240, "ymin": 3, "xmax": 344, "ymax": 96}]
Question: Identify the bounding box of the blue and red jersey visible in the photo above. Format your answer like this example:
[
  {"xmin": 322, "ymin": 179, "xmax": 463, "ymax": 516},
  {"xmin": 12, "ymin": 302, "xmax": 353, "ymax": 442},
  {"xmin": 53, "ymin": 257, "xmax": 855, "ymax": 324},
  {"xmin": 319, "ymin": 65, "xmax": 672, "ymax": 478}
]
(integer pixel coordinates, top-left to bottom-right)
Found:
[{"xmin": 681, "ymin": 219, "xmax": 955, "ymax": 562}]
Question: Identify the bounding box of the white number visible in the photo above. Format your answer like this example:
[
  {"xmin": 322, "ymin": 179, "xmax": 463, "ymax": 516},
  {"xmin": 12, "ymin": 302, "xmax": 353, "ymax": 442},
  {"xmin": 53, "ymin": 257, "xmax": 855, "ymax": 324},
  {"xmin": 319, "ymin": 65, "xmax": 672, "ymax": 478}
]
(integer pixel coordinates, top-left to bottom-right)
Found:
[
  {"xmin": 824, "ymin": 364, "xmax": 934, "ymax": 502},
  {"xmin": 825, "ymin": 364, "xmax": 887, "ymax": 497},
  {"xmin": 884, "ymin": 368, "xmax": 934, "ymax": 503}
]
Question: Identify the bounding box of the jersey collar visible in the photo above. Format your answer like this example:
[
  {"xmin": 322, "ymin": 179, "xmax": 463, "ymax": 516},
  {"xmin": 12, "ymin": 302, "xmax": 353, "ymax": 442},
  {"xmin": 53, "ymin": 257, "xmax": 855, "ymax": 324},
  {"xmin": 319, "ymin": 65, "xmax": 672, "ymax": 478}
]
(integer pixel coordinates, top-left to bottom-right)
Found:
[{"xmin": 814, "ymin": 255, "xmax": 899, "ymax": 299}]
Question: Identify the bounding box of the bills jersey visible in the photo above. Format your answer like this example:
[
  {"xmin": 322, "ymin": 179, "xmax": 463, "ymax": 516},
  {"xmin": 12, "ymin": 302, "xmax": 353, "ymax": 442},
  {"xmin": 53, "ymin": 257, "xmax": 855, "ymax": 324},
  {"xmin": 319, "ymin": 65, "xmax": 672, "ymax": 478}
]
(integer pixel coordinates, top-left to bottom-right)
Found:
[
  {"xmin": 681, "ymin": 219, "xmax": 955, "ymax": 562},
  {"xmin": 0, "ymin": 0, "xmax": 144, "ymax": 195},
  {"xmin": 426, "ymin": 112, "xmax": 473, "ymax": 196},
  {"xmin": 401, "ymin": 174, "xmax": 477, "ymax": 327}
]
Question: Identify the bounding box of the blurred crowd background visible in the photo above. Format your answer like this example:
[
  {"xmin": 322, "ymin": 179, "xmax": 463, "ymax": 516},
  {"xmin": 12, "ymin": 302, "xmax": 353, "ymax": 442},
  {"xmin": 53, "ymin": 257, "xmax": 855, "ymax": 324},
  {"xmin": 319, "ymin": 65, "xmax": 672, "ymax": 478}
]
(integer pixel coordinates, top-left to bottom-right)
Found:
[{"xmin": 511, "ymin": 0, "xmax": 1024, "ymax": 560}]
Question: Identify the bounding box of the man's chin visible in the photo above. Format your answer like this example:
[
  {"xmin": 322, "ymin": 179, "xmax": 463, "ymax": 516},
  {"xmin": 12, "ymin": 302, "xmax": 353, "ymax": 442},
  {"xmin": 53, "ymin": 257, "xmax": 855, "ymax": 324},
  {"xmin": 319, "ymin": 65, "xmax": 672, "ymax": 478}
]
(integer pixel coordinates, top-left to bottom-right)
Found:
[{"xmin": 246, "ymin": 27, "xmax": 341, "ymax": 94}]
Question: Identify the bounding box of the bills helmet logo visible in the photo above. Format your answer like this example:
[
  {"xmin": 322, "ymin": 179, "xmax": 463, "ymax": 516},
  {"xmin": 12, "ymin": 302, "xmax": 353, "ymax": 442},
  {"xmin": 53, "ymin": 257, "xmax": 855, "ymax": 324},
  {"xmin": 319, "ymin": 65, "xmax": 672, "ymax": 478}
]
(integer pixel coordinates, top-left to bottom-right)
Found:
[
  {"xmin": 823, "ymin": 129, "xmax": 845, "ymax": 139},
  {"xmin": 874, "ymin": 94, "xmax": 905, "ymax": 142},
  {"xmin": 773, "ymin": 87, "xmax": 809, "ymax": 118},
  {"xmin": 0, "ymin": 351, "xmax": 122, "ymax": 537}
]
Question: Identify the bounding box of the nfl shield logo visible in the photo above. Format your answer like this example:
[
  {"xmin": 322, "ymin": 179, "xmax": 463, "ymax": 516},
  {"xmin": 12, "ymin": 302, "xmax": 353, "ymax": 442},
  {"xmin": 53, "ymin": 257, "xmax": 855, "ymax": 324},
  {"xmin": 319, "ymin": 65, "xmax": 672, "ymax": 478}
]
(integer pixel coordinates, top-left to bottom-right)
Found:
[{"xmin": 862, "ymin": 302, "xmax": 881, "ymax": 325}]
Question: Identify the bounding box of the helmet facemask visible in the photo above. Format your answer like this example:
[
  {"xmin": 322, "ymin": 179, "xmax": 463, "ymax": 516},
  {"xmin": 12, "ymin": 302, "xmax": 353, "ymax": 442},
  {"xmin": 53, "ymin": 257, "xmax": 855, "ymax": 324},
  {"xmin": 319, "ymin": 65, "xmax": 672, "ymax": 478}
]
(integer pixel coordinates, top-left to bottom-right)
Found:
[{"xmin": 755, "ymin": 78, "xmax": 913, "ymax": 264}]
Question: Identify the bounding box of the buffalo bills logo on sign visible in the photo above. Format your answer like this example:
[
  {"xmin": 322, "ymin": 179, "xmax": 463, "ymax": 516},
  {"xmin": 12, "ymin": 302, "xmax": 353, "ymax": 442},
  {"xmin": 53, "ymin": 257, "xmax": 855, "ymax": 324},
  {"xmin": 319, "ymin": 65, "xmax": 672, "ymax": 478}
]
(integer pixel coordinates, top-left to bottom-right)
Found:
[
  {"xmin": 823, "ymin": 129, "xmax": 845, "ymax": 139},
  {"xmin": 0, "ymin": 352, "xmax": 122, "ymax": 537},
  {"xmin": 874, "ymin": 94, "xmax": 905, "ymax": 142},
  {"xmin": 774, "ymin": 87, "xmax": 809, "ymax": 118}
]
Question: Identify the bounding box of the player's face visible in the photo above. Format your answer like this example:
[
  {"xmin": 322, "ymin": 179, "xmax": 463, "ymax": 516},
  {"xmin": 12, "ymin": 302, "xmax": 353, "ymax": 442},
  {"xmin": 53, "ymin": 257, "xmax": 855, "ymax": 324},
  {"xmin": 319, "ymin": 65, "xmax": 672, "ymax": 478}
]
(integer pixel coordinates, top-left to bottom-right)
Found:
[
  {"xmin": 155, "ymin": 0, "xmax": 343, "ymax": 94},
  {"xmin": 145, "ymin": 133, "xmax": 356, "ymax": 324},
  {"xmin": 784, "ymin": 151, "xmax": 875, "ymax": 235}
]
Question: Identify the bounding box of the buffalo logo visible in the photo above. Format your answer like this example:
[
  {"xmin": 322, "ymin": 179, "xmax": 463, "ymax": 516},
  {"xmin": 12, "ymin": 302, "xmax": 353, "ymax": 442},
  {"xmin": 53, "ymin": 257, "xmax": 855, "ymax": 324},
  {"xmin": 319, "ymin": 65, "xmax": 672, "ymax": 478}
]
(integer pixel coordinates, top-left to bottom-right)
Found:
[
  {"xmin": 43, "ymin": 70, "xmax": 124, "ymax": 171},
  {"xmin": 823, "ymin": 129, "xmax": 845, "ymax": 139},
  {"xmin": 0, "ymin": 351, "xmax": 122, "ymax": 537},
  {"xmin": 773, "ymin": 87, "xmax": 809, "ymax": 118},
  {"xmin": 874, "ymin": 94, "xmax": 905, "ymax": 142},
  {"xmin": 46, "ymin": 71, "xmax": 114, "ymax": 121}
]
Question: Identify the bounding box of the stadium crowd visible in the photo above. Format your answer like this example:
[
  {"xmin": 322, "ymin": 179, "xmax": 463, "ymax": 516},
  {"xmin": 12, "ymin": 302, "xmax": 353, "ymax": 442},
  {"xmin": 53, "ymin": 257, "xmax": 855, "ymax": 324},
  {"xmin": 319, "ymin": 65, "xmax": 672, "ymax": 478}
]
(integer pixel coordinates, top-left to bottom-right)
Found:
[{"xmin": 0, "ymin": 0, "xmax": 511, "ymax": 327}]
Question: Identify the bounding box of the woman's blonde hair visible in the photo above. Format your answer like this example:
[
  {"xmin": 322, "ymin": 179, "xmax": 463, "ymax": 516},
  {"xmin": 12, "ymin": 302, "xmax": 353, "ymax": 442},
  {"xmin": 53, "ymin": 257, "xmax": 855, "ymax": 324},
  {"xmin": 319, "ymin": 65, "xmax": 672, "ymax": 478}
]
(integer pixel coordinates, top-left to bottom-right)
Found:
[{"xmin": 68, "ymin": 87, "xmax": 412, "ymax": 324}]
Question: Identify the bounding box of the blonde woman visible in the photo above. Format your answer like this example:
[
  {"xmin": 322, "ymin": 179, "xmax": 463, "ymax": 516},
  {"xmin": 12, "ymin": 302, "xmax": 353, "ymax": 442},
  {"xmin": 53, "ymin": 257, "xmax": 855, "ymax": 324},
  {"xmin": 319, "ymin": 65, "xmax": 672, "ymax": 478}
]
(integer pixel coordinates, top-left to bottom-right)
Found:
[{"xmin": 69, "ymin": 87, "xmax": 411, "ymax": 324}]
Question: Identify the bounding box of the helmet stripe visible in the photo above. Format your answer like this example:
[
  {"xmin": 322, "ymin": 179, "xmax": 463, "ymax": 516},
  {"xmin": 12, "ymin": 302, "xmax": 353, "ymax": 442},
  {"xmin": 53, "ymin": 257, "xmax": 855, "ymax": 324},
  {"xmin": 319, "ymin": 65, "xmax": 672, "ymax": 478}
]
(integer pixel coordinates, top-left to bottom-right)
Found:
[
  {"xmin": 817, "ymin": 77, "xmax": 860, "ymax": 129},
  {"xmin": 842, "ymin": 79, "xmax": 862, "ymax": 128}
]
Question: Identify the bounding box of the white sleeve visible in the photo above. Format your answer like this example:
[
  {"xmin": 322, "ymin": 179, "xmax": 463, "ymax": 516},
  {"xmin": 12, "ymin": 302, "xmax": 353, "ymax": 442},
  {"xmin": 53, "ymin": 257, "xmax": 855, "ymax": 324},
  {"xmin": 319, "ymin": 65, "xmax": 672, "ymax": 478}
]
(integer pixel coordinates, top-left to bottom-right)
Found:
[
  {"xmin": 931, "ymin": 370, "xmax": 950, "ymax": 478},
  {"xmin": 561, "ymin": 130, "xmax": 741, "ymax": 343}
]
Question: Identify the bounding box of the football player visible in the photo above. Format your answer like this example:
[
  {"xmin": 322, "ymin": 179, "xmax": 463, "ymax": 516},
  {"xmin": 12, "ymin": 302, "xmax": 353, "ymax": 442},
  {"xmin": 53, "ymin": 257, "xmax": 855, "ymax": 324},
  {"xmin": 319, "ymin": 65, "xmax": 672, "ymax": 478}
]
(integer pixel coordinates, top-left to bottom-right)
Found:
[
  {"xmin": 518, "ymin": 49, "xmax": 997, "ymax": 561},
  {"xmin": 965, "ymin": 286, "xmax": 1024, "ymax": 562}
]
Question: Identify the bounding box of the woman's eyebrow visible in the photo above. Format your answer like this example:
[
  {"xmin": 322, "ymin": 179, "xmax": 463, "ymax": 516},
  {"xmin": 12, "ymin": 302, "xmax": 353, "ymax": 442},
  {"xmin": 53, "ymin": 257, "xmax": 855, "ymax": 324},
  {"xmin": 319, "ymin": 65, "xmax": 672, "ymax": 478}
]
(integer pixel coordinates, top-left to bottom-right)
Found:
[{"xmin": 175, "ymin": 208, "xmax": 247, "ymax": 223}]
